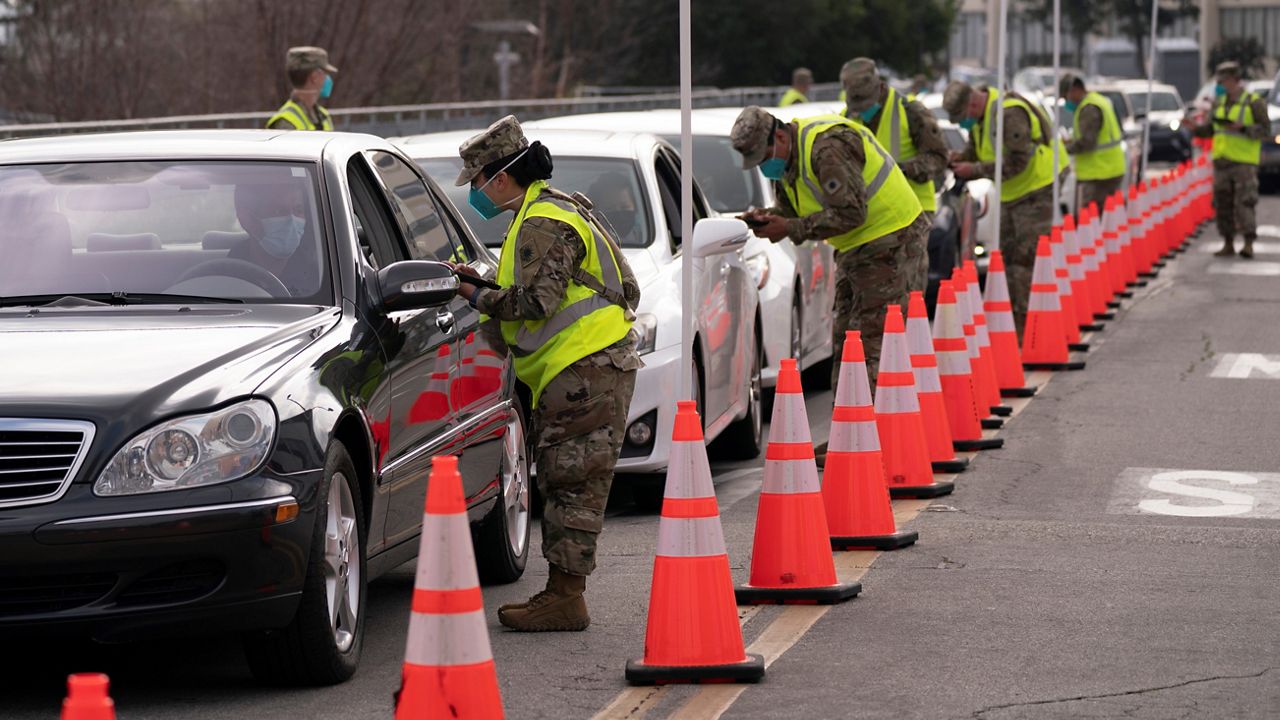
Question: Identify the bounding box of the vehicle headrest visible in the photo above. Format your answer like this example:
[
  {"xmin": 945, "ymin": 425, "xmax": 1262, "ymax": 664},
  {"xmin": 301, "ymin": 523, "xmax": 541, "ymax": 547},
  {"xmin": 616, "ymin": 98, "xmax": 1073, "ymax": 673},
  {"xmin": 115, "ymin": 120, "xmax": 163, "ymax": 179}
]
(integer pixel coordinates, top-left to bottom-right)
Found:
[
  {"xmin": 202, "ymin": 230, "xmax": 249, "ymax": 251},
  {"xmin": 86, "ymin": 232, "xmax": 162, "ymax": 252}
]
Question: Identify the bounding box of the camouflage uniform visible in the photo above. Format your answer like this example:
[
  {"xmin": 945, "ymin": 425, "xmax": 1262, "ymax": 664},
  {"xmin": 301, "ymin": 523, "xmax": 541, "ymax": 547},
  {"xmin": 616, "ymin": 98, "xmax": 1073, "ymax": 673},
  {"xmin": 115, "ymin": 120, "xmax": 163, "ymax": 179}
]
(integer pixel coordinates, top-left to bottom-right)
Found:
[
  {"xmin": 1066, "ymin": 103, "xmax": 1125, "ymax": 213},
  {"xmin": 266, "ymin": 47, "xmax": 337, "ymax": 131},
  {"xmin": 1194, "ymin": 88, "xmax": 1269, "ymax": 246},
  {"xmin": 842, "ymin": 58, "xmax": 948, "ymax": 296},
  {"xmin": 464, "ymin": 119, "xmax": 641, "ymax": 579},
  {"xmin": 734, "ymin": 110, "xmax": 925, "ymax": 393},
  {"xmin": 954, "ymin": 93, "xmax": 1055, "ymax": 337}
]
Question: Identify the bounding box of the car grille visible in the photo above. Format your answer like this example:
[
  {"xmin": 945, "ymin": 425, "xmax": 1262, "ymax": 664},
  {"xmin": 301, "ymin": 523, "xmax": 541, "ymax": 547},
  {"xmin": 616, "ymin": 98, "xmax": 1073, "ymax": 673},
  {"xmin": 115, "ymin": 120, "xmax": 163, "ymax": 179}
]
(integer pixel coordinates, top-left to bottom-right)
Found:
[
  {"xmin": 114, "ymin": 560, "xmax": 225, "ymax": 608},
  {"xmin": 0, "ymin": 419, "xmax": 96, "ymax": 508},
  {"xmin": 0, "ymin": 572, "xmax": 118, "ymax": 617}
]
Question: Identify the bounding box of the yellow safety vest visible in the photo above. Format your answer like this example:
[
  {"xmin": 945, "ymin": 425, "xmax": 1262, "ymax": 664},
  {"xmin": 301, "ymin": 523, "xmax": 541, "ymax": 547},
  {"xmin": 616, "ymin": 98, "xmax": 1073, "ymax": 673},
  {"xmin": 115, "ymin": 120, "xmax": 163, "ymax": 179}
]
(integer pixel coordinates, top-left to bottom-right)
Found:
[
  {"xmin": 1072, "ymin": 91, "xmax": 1126, "ymax": 181},
  {"xmin": 1213, "ymin": 92, "xmax": 1262, "ymax": 165},
  {"xmin": 780, "ymin": 88, "xmax": 809, "ymax": 107},
  {"xmin": 973, "ymin": 89, "xmax": 1062, "ymax": 202},
  {"xmin": 851, "ymin": 87, "xmax": 937, "ymax": 212},
  {"xmin": 267, "ymin": 99, "xmax": 334, "ymax": 131},
  {"xmin": 781, "ymin": 115, "xmax": 922, "ymax": 253},
  {"xmin": 496, "ymin": 181, "xmax": 632, "ymax": 406}
]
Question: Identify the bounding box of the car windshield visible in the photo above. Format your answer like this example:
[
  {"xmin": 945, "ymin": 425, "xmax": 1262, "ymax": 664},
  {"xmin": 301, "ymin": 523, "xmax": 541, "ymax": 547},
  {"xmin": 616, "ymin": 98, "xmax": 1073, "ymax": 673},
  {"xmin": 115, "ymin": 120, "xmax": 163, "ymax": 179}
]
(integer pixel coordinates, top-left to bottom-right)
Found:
[
  {"xmin": 415, "ymin": 156, "xmax": 652, "ymax": 248},
  {"xmin": 1100, "ymin": 92, "xmax": 1129, "ymax": 121},
  {"xmin": 657, "ymin": 134, "xmax": 764, "ymax": 213},
  {"xmin": 1128, "ymin": 92, "xmax": 1182, "ymax": 113},
  {"xmin": 0, "ymin": 161, "xmax": 329, "ymax": 304}
]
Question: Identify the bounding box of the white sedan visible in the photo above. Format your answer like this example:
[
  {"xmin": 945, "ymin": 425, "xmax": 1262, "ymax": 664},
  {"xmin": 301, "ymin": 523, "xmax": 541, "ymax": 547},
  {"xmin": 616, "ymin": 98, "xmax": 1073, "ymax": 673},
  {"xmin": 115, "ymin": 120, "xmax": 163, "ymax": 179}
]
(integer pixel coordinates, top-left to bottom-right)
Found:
[
  {"xmin": 527, "ymin": 110, "xmax": 836, "ymax": 393},
  {"xmin": 395, "ymin": 129, "xmax": 762, "ymax": 506}
]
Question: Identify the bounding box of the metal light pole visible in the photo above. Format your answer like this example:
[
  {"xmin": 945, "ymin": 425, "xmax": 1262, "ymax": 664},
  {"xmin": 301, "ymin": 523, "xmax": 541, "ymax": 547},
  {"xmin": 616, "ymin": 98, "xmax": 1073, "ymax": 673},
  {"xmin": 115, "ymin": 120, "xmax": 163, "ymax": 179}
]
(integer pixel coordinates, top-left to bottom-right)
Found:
[
  {"xmin": 1141, "ymin": 0, "xmax": 1159, "ymax": 179},
  {"xmin": 679, "ymin": 0, "xmax": 694, "ymax": 401},
  {"xmin": 992, "ymin": 0, "xmax": 1009, "ymax": 251},
  {"xmin": 1051, "ymin": 0, "xmax": 1062, "ymax": 224}
]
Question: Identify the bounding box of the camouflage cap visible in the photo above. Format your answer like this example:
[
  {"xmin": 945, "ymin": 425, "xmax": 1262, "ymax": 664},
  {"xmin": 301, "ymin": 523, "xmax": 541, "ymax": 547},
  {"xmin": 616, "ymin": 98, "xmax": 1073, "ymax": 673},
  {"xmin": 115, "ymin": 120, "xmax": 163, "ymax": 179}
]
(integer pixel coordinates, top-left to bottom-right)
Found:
[
  {"xmin": 942, "ymin": 80, "xmax": 973, "ymax": 119},
  {"xmin": 1058, "ymin": 72, "xmax": 1084, "ymax": 98},
  {"xmin": 731, "ymin": 106, "xmax": 781, "ymax": 170},
  {"xmin": 841, "ymin": 57, "xmax": 882, "ymax": 112},
  {"xmin": 456, "ymin": 114, "xmax": 529, "ymax": 186},
  {"xmin": 1215, "ymin": 61, "xmax": 1242, "ymax": 79},
  {"xmin": 286, "ymin": 46, "xmax": 338, "ymax": 75},
  {"xmin": 792, "ymin": 67, "xmax": 813, "ymax": 85}
]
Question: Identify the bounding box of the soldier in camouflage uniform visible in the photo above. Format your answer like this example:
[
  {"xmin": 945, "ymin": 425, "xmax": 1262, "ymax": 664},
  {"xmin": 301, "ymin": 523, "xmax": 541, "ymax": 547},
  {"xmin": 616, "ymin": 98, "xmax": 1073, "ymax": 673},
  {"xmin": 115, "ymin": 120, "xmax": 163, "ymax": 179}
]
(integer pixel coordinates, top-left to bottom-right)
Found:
[
  {"xmin": 1059, "ymin": 73, "xmax": 1126, "ymax": 214},
  {"xmin": 730, "ymin": 107, "xmax": 928, "ymax": 402},
  {"xmin": 842, "ymin": 57, "xmax": 948, "ymax": 293},
  {"xmin": 1193, "ymin": 62, "xmax": 1270, "ymax": 258},
  {"xmin": 946, "ymin": 81, "xmax": 1059, "ymax": 337},
  {"xmin": 454, "ymin": 116, "xmax": 641, "ymax": 632}
]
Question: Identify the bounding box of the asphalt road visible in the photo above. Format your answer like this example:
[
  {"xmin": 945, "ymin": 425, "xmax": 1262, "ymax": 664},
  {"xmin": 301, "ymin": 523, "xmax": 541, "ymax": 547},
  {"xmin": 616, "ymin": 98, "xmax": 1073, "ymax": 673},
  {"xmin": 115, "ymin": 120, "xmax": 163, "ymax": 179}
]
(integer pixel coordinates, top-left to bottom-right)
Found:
[{"xmin": 9, "ymin": 194, "xmax": 1280, "ymax": 720}]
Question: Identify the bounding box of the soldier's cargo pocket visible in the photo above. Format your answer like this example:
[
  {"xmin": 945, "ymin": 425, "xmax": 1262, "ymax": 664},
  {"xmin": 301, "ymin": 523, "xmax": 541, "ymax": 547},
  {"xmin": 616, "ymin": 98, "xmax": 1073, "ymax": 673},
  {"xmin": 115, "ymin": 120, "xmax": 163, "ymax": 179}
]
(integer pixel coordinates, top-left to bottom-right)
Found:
[
  {"xmin": 561, "ymin": 503, "xmax": 605, "ymax": 534},
  {"xmin": 536, "ymin": 367, "xmax": 614, "ymax": 447}
]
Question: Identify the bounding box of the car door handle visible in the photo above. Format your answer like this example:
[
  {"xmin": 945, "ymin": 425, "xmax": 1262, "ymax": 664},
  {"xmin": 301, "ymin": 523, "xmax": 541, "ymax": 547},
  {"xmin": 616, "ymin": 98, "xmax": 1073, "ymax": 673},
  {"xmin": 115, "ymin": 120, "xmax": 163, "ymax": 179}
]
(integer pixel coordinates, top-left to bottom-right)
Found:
[{"xmin": 435, "ymin": 311, "xmax": 456, "ymax": 334}]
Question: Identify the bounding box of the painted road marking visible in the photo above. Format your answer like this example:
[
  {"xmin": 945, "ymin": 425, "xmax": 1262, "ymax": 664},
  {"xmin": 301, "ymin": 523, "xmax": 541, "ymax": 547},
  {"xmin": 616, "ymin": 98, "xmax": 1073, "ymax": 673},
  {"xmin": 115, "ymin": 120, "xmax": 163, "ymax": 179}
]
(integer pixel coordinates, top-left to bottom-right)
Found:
[
  {"xmin": 1199, "ymin": 238, "xmax": 1280, "ymax": 254},
  {"xmin": 1108, "ymin": 467, "xmax": 1280, "ymax": 519},
  {"xmin": 1207, "ymin": 261, "xmax": 1280, "ymax": 277},
  {"xmin": 1209, "ymin": 353, "xmax": 1280, "ymax": 379}
]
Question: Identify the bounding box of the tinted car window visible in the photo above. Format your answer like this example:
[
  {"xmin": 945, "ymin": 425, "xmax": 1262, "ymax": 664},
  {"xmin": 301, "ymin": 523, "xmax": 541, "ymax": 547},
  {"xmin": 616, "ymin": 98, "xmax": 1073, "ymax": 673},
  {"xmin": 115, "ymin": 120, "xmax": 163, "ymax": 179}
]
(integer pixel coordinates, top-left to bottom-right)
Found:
[
  {"xmin": 658, "ymin": 134, "xmax": 764, "ymax": 213},
  {"xmin": 1127, "ymin": 92, "xmax": 1182, "ymax": 113},
  {"xmin": 0, "ymin": 161, "xmax": 328, "ymax": 302},
  {"xmin": 367, "ymin": 151, "xmax": 464, "ymax": 263},
  {"xmin": 1100, "ymin": 92, "xmax": 1129, "ymax": 121},
  {"xmin": 415, "ymin": 156, "xmax": 652, "ymax": 249}
]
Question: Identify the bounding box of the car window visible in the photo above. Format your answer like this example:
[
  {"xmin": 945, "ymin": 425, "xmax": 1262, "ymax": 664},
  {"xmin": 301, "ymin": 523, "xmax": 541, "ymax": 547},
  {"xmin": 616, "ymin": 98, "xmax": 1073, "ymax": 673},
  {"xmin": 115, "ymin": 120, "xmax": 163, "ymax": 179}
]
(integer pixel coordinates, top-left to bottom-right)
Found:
[
  {"xmin": 662, "ymin": 149, "xmax": 711, "ymax": 222},
  {"xmin": 347, "ymin": 156, "xmax": 408, "ymax": 270},
  {"xmin": 414, "ymin": 156, "xmax": 652, "ymax": 249},
  {"xmin": 658, "ymin": 134, "xmax": 764, "ymax": 213},
  {"xmin": 366, "ymin": 151, "xmax": 465, "ymax": 264},
  {"xmin": 1100, "ymin": 92, "xmax": 1129, "ymax": 121},
  {"xmin": 0, "ymin": 161, "xmax": 329, "ymax": 303},
  {"xmin": 1128, "ymin": 92, "xmax": 1182, "ymax": 113}
]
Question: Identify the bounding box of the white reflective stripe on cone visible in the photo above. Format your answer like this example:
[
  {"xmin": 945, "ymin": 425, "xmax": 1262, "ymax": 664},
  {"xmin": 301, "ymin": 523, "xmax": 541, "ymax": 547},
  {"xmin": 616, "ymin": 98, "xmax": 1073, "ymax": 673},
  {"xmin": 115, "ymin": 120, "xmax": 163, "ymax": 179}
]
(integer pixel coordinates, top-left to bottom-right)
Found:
[
  {"xmin": 1066, "ymin": 231, "xmax": 1087, "ymax": 282},
  {"xmin": 828, "ymin": 418, "xmax": 881, "ymax": 453},
  {"xmin": 1028, "ymin": 289, "xmax": 1061, "ymax": 312},
  {"xmin": 762, "ymin": 455, "xmax": 821, "ymax": 494},
  {"xmin": 416, "ymin": 512, "xmax": 481, "ymax": 591},
  {"xmin": 405, "ymin": 608, "xmax": 494, "ymax": 667},
  {"xmin": 875, "ymin": 384, "xmax": 920, "ymax": 414},
  {"xmin": 906, "ymin": 315, "xmax": 935, "ymax": 358},
  {"xmin": 769, "ymin": 392, "xmax": 813, "ymax": 444},
  {"xmin": 656, "ymin": 515, "xmax": 728, "ymax": 557},
  {"xmin": 936, "ymin": 349, "xmax": 971, "ymax": 376},
  {"xmin": 834, "ymin": 360, "xmax": 874, "ymax": 408},
  {"xmin": 984, "ymin": 271, "xmax": 1011, "ymax": 304},
  {"xmin": 975, "ymin": 320, "xmax": 993, "ymax": 349},
  {"xmin": 878, "ymin": 336, "xmax": 915, "ymax": 374},
  {"xmin": 987, "ymin": 309, "xmax": 1016, "ymax": 333},
  {"xmin": 914, "ymin": 364, "xmax": 943, "ymax": 393},
  {"xmin": 663, "ymin": 440, "xmax": 716, "ymax": 499},
  {"xmin": 1050, "ymin": 243, "xmax": 1073, "ymax": 296}
]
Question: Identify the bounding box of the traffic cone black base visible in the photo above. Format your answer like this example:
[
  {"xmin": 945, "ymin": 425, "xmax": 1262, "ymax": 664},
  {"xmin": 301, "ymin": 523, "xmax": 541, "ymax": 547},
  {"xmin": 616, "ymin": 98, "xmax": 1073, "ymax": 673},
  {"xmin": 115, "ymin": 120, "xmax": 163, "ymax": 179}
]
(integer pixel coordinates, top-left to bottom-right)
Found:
[
  {"xmin": 1000, "ymin": 386, "xmax": 1037, "ymax": 398},
  {"xmin": 954, "ymin": 437, "xmax": 1003, "ymax": 451},
  {"xmin": 1094, "ymin": 312, "xmax": 1115, "ymax": 321},
  {"xmin": 889, "ymin": 479, "xmax": 955, "ymax": 499},
  {"xmin": 1131, "ymin": 280, "xmax": 1148, "ymax": 287},
  {"xmin": 1106, "ymin": 300, "xmax": 1122, "ymax": 309},
  {"xmin": 981, "ymin": 418, "xmax": 1003, "ymax": 429},
  {"xmin": 932, "ymin": 457, "xmax": 969, "ymax": 473},
  {"xmin": 990, "ymin": 404, "xmax": 1012, "ymax": 417},
  {"xmin": 734, "ymin": 581, "xmax": 862, "ymax": 606},
  {"xmin": 832, "ymin": 529, "xmax": 919, "ymax": 552},
  {"xmin": 1081, "ymin": 322, "xmax": 1105, "ymax": 332},
  {"xmin": 1069, "ymin": 342, "xmax": 1091, "ymax": 352},
  {"xmin": 625, "ymin": 655, "xmax": 765, "ymax": 686},
  {"xmin": 1117, "ymin": 290, "xmax": 1134, "ymax": 298},
  {"xmin": 1024, "ymin": 360, "xmax": 1087, "ymax": 371}
]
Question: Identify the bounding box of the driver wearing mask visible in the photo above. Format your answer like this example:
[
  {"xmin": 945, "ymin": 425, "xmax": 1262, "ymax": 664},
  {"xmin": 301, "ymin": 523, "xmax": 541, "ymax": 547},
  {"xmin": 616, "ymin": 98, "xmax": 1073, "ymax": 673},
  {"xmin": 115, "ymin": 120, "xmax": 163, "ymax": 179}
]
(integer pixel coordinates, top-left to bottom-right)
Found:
[{"xmin": 228, "ymin": 181, "xmax": 314, "ymax": 295}]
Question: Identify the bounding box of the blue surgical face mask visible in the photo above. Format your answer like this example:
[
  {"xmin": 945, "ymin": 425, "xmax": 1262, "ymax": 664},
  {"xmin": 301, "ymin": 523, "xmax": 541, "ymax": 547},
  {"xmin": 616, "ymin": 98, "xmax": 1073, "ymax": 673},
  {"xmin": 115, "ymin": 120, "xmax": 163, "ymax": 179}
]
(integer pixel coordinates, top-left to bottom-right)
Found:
[
  {"xmin": 467, "ymin": 147, "xmax": 530, "ymax": 219},
  {"xmin": 1064, "ymin": 100, "xmax": 1078, "ymax": 113},
  {"xmin": 321, "ymin": 74, "xmax": 334, "ymax": 99},
  {"xmin": 759, "ymin": 156, "xmax": 787, "ymax": 180},
  {"xmin": 858, "ymin": 103, "xmax": 882, "ymax": 123},
  {"xmin": 1215, "ymin": 83, "xmax": 1227, "ymax": 97},
  {"xmin": 259, "ymin": 215, "xmax": 305, "ymax": 258},
  {"xmin": 959, "ymin": 117, "xmax": 976, "ymax": 131}
]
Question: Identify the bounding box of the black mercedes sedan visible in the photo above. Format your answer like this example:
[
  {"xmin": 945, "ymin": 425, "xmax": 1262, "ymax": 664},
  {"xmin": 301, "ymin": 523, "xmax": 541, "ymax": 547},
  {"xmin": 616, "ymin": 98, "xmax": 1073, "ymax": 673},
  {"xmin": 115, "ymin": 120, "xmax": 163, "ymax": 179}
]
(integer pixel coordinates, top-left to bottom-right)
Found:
[{"xmin": 0, "ymin": 130, "xmax": 531, "ymax": 685}]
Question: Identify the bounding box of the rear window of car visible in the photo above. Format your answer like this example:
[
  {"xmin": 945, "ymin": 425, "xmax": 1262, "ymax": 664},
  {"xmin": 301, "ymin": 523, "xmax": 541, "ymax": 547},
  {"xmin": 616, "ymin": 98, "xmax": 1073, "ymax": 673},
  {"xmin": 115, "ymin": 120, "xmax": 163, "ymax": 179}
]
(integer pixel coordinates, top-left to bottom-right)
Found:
[
  {"xmin": 0, "ymin": 161, "xmax": 331, "ymax": 304},
  {"xmin": 414, "ymin": 156, "xmax": 652, "ymax": 249},
  {"xmin": 1127, "ymin": 91, "xmax": 1182, "ymax": 113}
]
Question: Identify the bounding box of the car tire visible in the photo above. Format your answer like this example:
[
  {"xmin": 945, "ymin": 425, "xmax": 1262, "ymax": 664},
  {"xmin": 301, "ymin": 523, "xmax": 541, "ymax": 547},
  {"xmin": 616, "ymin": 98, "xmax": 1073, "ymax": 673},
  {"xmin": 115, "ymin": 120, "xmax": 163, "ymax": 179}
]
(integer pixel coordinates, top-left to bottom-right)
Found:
[
  {"xmin": 630, "ymin": 476, "xmax": 666, "ymax": 513},
  {"xmin": 243, "ymin": 441, "xmax": 367, "ymax": 686},
  {"xmin": 474, "ymin": 398, "xmax": 532, "ymax": 585},
  {"xmin": 710, "ymin": 336, "xmax": 763, "ymax": 460}
]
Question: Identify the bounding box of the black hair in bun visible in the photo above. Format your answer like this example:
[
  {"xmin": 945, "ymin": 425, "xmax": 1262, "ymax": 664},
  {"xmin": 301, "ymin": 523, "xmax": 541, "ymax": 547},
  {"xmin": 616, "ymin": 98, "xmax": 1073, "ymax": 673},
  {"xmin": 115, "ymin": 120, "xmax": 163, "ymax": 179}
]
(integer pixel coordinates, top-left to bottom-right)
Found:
[{"xmin": 482, "ymin": 140, "xmax": 554, "ymax": 186}]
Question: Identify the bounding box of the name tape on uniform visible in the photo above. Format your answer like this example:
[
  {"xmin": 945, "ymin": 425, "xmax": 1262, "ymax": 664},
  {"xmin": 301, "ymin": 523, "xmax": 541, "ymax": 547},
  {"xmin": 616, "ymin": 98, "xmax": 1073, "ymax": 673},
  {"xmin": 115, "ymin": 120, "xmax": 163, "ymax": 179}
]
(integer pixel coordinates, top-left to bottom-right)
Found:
[
  {"xmin": 1209, "ymin": 353, "xmax": 1280, "ymax": 379},
  {"xmin": 1108, "ymin": 467, "xmax": 1280, "ymax": 519}
]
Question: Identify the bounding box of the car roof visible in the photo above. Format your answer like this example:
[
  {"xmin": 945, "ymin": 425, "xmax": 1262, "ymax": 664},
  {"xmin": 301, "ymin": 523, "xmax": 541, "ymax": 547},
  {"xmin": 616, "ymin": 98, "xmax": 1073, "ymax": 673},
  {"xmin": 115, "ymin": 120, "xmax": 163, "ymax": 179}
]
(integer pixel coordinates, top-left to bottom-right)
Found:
[
  {"xmin": 1102, "ymin": 80, "xmax": 1180, "ymax": 95},
  {"xmin": 0, "ymin": 129, "xmax": 381, "ymax": 165},
  {"xmin": 524, "ymin": 109, "xmax": 744, "ymax": 137},
  {"xmin": 393, "ymin": 127, "xmax": 661, "ymax": 161}
]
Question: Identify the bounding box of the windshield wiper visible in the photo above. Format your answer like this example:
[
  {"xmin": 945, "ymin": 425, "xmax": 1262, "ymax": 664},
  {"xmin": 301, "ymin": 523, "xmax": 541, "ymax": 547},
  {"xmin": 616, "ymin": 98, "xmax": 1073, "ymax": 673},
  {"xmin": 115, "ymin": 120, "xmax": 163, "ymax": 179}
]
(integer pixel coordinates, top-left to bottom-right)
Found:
[{"xmin": 0, "ymin": 292, "xmax": 244, "ymax": 307}]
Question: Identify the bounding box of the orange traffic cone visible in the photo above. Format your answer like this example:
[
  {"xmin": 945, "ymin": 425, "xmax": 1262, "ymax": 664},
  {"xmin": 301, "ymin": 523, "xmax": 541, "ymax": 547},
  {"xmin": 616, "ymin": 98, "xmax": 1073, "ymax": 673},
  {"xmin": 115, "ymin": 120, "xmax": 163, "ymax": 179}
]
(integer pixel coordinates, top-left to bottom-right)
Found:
[
  {"xmin": 1022, "ymin": 237, "xmax": 1086, "ymax": 371},
  {"xmin": 906, "ymin": 292, "xmax": 968, "ymax": 473},
  {"xmin": 964, "ymin": 261, "xmax": 1013, "ymax": 418},
  {"xmin": 737, "ymin": 359, "xmax": 862, "ymax": 604},
  {"xmin": 934, "ymin": 280, "xmax": 1002, "ymax": 451},
  {"xmin": 823, "ymin": 331, "xmax": 920, "ymax": 550},
  {"xmin": 982, "ymin": 250, "xmax": 1035, "ymax": 397},
  {"xmin": 876, "ymin": 306, "xmax": 956, "ymax": 499},
  {"xmin": 627, "ymin": 401, "xmax": 764, "ymax": 684},
  {"xmin": 62, "ymin": 674, "xmax": 115, "ymax": 720},
  {"xmin": 1050, "ymin": 226, "xmax": 1089, "ymax": 353},
  {"xmin": 1102, "ymin": 194, "xmax": 1132, "ymax": 300},
  {"xmin": 395, "ymin": 456, "xmax": 504, "ymax": 720},
  {"xmin": 953, "ymin": 267, "xmax": 1003, "ymax": 430},
  {"xmin": 1064, "ymin": 213, "xmax": 1104, "ymax": 332}
]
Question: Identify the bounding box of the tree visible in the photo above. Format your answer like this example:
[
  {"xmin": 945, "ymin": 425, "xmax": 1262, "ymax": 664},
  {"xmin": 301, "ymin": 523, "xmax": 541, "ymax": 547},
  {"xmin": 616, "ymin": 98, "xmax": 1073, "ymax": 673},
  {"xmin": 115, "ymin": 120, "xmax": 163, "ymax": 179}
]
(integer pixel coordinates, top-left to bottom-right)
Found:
[
  {"xmin": 1207, "ymin": 37, "xmax": 1269, "ymax": 79},
  {"xmin": 1024, "ymin": 0, "xmax": 1107, "ymax": 68},
  {"xmin": 1108, "ymin": 0, "xmax": 1198, "ymax": 78}
]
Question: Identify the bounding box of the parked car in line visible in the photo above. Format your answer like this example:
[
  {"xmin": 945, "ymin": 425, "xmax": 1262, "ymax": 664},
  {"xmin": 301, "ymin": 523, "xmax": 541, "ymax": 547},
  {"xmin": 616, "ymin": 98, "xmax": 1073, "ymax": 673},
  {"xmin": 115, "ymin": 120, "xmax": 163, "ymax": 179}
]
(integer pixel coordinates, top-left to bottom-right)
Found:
[
  {"xmin": 1109, "ymin": 80, "xmax": 1190, "ymax": 162},
  {"xmin": 0, "ymin": 130, "xmax": 533, "ymax": 684},
  {"xmin": 395, "ymin": 128, "xmax": 762, "ymax": 507},
  {"xmin": 1013, "ymin": 65, "xmax": 1086, "ymax": 98},
  {"xmin": 524, "ymin": 109, "xmax": 836, "ymax": 392}
]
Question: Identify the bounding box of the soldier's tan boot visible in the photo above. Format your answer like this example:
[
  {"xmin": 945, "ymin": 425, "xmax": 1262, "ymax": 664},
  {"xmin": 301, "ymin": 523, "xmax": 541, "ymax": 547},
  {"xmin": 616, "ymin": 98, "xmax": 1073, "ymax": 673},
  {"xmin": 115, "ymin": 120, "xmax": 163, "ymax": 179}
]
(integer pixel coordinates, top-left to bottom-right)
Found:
[
  {"xmin": 1214, "ymin": 237, "xmax": 1236, "ymax": 257},
  {"xmin": 1241, "ymin": 236, "xmax": 1255, "ymax": 259},
  {"xmin": 498, "ymin": 567, "xmax": 589, "ymax": 632}
]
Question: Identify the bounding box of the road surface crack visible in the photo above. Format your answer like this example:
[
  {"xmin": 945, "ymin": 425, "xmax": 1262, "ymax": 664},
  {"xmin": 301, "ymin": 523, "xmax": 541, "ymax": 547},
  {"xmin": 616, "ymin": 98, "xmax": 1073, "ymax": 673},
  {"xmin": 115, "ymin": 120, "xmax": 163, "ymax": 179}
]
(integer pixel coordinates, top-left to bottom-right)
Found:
[{"xmin": 969, "ymin": 667, "xmax": 1274, "ymax": 718}]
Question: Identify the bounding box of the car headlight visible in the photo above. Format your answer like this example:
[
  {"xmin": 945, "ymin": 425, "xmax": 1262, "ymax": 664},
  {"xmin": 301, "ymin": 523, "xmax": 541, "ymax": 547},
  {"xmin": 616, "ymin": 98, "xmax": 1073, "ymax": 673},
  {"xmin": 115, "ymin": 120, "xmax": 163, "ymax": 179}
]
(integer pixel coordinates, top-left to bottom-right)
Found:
[
  {"xmin": 1169, "ymin": 119, "xmax": 1180, "ymax": 132},
  {"xmin": 744, "ymin": 252, "xmax": 771, "ymax": 289},
  {"xmin": 94, "ymin": 399, "xmax": 277, "ymax": 496},
  {"xmin": 633, "ymin": 313, "xmax": 658, "ymax": 356}
]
